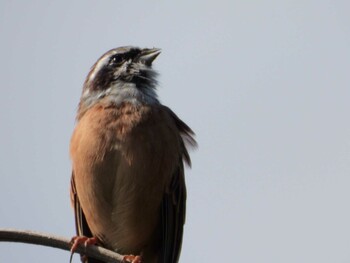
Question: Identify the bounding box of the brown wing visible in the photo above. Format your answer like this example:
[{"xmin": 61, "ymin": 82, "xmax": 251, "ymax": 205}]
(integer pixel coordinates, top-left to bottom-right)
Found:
[
  {"xmin": 70, "ymin": 172, "xmax": 105, "ymax": 263},
  {"xmin": 160, "ymin": 107, "xmax": 196, "ymax": 263},
  {"xmin": 161, "ymin": 163, "xmax": 187, "ymax": 263}
]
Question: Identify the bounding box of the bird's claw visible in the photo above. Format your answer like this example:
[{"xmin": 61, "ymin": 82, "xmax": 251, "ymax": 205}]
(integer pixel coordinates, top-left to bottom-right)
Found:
[
  {"xmin": 123, "ymin": 255, "xmax": 142, "ymax": 263},
  {"xmin": 70, "ymin": 236, "xmax": 98, "ymax": 252}
]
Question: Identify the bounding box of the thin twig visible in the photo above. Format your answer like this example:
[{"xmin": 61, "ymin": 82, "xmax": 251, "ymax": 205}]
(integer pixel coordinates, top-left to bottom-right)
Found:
[{"xmin": 0, "ymin": 228, "xmax": 124, "ymax": 262}]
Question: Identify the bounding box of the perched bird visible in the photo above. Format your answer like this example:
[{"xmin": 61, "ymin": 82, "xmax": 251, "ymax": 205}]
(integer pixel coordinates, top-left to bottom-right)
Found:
[{"xmin": 70, "ymin": 46, "xmax": 196, "ymax": 263}]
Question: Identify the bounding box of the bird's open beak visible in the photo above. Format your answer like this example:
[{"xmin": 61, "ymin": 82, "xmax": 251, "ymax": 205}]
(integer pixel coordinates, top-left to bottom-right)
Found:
[{"xmin": 139, "ymin": 48, "xmax": 161, "ymax": 66}]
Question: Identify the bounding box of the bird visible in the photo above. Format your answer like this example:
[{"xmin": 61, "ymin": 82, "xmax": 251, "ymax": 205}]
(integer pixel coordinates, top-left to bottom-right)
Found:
[{"xmin": 69, "ymin": 46, "xmax": 196, "ymax": 263}]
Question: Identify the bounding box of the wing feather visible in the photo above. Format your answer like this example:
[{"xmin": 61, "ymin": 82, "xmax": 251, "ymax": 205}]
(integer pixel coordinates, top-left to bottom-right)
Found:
[
  {"xmin": 71, "ymin": 172, "xmax": 105, "ymax": 263},
  {"xmin": 161, "ymin": 107, "xmax": 196, "ymax": 263}
]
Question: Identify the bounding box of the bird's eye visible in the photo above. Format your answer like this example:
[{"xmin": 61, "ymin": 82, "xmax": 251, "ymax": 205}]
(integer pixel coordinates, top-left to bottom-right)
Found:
[{"xmin": 110, "ymin": 55, "xmax": 123, "ymax": 65}]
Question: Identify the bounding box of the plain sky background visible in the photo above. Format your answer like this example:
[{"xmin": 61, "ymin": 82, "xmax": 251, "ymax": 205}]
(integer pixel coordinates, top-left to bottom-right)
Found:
[{"xmin": 1, "ymin": 1, "xmax": 350, "ymax": 262}]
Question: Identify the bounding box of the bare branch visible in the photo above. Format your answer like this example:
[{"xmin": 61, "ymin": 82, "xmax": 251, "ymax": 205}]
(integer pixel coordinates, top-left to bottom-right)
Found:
[{"xmin": 0, "ymin": 228, "xmax": 124, "ymax": 262}]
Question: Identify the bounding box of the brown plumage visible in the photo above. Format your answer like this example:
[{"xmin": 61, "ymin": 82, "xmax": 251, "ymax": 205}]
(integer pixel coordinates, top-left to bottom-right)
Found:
[{"xmin": 70, "ymin": 46, "xmax": 196, "ymax": 263}]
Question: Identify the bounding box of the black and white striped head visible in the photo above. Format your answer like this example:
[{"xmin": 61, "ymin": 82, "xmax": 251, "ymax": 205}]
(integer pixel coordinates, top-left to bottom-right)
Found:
[{"xmin": 79, "ymin": 46, "xmax": 161, "ymax": 114}]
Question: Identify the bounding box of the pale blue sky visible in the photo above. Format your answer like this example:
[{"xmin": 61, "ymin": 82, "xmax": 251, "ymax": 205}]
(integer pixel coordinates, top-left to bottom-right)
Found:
[{"xmin": 1, "ymin": 1, "xmax": 350, "ymax": 262}]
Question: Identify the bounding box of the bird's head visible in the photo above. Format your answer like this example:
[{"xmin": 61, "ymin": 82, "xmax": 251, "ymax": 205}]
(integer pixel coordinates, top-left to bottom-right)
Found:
[{"xmin": 78, "ymin": 46, "xmax": 161, "ymax": 118}]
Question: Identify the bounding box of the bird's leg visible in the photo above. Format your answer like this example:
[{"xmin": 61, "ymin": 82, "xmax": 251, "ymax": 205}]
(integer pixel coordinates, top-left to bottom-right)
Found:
[
  {"xmin": 123, "ymin": 255, "xmax": 142, "ymax": 263},
  {"xmin": 70, "ymin": 236, "xmax": 99, "ymax": 252}
]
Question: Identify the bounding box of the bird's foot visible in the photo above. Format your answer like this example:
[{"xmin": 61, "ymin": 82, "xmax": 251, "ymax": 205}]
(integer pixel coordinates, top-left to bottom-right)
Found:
[
  {"xmin": 123, "ymin": 255, "xmax": 142, "ymax": 263},
  {"xmin": 70, "ymin": 236, "xmax": 99, "ymax": 252}
]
